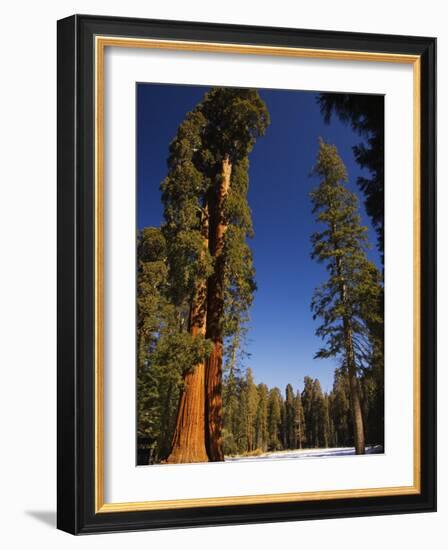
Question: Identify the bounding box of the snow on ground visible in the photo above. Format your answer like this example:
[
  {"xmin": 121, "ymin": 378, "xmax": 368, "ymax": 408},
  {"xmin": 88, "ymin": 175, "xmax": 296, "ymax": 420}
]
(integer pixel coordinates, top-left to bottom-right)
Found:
[{"xmin": 225, "ymin": 445, "xmax": 383, "ymax": 462}]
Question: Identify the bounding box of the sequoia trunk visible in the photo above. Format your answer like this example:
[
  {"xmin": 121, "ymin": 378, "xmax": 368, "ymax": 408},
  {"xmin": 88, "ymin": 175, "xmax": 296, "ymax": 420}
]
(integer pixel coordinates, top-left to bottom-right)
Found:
[
  {"xmin": 165, "ymin": 351, "xmax": 208, "ymax": 464},
  {"xmin": 166, "ymin": 213, "xmax": 209, "ymax": 464},
  {"xmin": 205, "ymin": 156, "xmax": 232, "ymax": 461}
]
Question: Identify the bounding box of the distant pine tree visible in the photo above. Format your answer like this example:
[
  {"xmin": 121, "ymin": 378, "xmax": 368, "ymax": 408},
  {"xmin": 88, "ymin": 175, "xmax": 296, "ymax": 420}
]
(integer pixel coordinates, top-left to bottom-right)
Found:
[
  {"xmin": 301, "ymin": 376, "xmax": 315, "ymax": 448},
  {"xmin": 294, "ymin": 390, "xmax": 306, "ymax": 449},
  {"xmin": 245, "ymin": 368, "xmax": 259, "ymax": 452},
  {"xmin": 267, "ymin": 388, "xmax": 283, "ymax": 451},
  {"xmin": 255, "ymin": 383, "xmax": 269, "ymax": 451},
  {"xmin": 285, "ymin": 384, "xmax": 296, "ymax": 449}
]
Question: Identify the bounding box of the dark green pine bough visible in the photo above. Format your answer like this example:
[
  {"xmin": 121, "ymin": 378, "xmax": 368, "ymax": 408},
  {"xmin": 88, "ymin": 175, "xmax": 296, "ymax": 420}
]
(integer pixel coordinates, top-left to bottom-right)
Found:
[{"xmin": 317, "ymin": 93, "xmax": 384, "ymax": 259}]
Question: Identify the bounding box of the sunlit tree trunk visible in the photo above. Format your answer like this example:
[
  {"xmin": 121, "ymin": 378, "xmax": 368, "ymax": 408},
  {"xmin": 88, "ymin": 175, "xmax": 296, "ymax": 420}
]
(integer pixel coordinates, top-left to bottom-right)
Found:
[
  {"xmin": 205, "ymin": 156, "xmax": 232, "ymax": 461},
  {"xmin": 166, "ymin": 213, "xmax": 209, "ymax": 464}
]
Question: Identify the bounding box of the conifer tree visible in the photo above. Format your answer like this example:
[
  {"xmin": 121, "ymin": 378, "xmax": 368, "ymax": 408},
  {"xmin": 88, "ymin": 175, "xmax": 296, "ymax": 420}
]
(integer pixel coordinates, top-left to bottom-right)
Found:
[
  {"xmin": 294, "ymin": 390, "xmax": 306, "ymax": 449},
  {"xmin": 255, "ymin": 383, "xmax": 269, "ymax": 451},
  {"xmin": 321, "ymin": 393, "xmax": 331, "ymax": 448},
  {"xmin": 309, "ymin": 380, "xmax": 325, "ymax": 447},
  {"xmin": 222, "ymin": 365, "xmax": 241, "ymax": 456},
  {"xmin": 310, "ymin": 139, "xmax": 383, "ymax": 454},
  {"xmin": 301, "ymin": 376, "xmax": 315, "ymax": 448},
  {"xmin": 329, "ymin": 369, "xmax": 353, "ymax": 447},
  {"xmin": 359, "ymin": 286, "xmax": 385, "ymax": 447},
  {"xmin": 235, "ymin": 374, "xmax": 249, "ymax": 452},
  {"xmin": 267, "ymin": 388, "xmax": 283, "ymax": 451},
  {"xmin": 161, "ymin": 108, "xmax": 214, "ymax": 463},
  {"xmin": 137, "ymin": 227, "xmax": 173, "ymax": 461},
  {"xmin": 162, "ymin": 88, "xmax": 269, "ymax": 463},
  {"xmin": 317, "ymin": 94, "xmax": 384, "ymax": 257},
  {"xmin": 285, "ymin": 384, "xmax": 296, "ymax": 449},
  {"xmin": 318, "ymin": 95, "xmax": 385, "ymax": 446},
  {"xmin": 244, "ymin": 368, "xmax": 259, "ymax": 452},
  {"xmin": 200, "ymin": 89, "xmax": 269, "ymax": 460},
  {"xmin": 326, "ymin": 394, "xmax": 337, "ymax": 447}
]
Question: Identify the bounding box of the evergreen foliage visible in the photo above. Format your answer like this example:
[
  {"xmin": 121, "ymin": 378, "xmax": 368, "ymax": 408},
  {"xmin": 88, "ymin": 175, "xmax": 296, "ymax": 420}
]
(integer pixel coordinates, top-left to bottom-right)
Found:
[
  {"xmin": 309, "ymin": 140, "xmax": 382, "ymax": 365},
  {"xmin": 317, "ymin": 93, "xmax": 384, "ymax": 257}
]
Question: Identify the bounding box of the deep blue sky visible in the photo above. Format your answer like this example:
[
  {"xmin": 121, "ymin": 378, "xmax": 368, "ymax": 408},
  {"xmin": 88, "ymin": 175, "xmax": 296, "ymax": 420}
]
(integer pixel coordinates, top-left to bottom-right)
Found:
[{"xmin": 137, "ymin": 83, "xmax": 381, "ymax": 394}]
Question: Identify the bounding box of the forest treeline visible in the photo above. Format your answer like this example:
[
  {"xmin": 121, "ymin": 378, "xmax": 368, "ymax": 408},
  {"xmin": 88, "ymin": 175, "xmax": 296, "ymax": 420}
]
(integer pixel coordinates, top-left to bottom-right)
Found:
[
  {"xmin": 137, "ymin": 87, "xmax": 384, "ymax": 465},
  {"xmin": 138, "ymin": 361, "xmax": 383, "ymax": 464},
  {"xmin": 221, "ymin": 367, "xmax": 383, "ymax": 457}
]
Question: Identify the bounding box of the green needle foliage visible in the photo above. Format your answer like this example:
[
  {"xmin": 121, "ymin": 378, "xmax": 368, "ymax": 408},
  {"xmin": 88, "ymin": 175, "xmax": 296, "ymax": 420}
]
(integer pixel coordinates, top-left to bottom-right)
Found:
[
  {"xmin": 161, "ymin": 88, "xmax": 269, "ymax": 341},
  {"xmin": 161, "ymin": 108, "xmax": 214, "ymax": 309},
  {"xmin": 310, "ymin": 139, "xmax": 383, "ymax": 366},
  {"xmin": 317, "ymin": 93, "xmax": 384, "ymax": 257}
]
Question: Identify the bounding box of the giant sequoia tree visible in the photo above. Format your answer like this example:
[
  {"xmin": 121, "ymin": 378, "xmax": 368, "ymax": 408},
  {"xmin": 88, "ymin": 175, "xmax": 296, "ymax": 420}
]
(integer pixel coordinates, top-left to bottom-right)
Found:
[
  {"xmin": 310, "ymin": 140, "xmax": 383, "ymax": 455},
  {"xmin": 161, "ymin": 88, "xmax": 269, "ymax": 463}
]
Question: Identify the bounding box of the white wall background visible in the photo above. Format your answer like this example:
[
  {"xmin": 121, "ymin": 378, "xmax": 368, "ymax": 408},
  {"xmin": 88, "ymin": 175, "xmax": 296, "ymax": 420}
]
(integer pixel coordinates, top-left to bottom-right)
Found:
[{"xmin": 0, "ymin": 1, "xmax": 444, "ymax": 547}]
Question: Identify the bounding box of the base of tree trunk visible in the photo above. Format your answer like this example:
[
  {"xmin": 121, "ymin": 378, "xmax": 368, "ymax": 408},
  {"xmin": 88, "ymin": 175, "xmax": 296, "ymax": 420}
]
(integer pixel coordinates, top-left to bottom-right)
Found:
[
  {"xmin": 354, "ymin": 445, "xmax": 366, "ymax": 455},
  {"xmin": 165, "ymin": 363, "xmax": 209, "ymax": 464},
  {"xmin": 165, "ymin": 447, "xmax": 209, "ymax": 464},
  {"xmin": 348, "ymin": 367, "xmax": 366, "ymax": 455}
]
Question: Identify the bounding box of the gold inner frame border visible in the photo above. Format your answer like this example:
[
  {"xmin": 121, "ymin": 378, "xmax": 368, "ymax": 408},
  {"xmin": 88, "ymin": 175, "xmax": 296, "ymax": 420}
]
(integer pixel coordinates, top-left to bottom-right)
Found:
[{"xmin": 94, "ymin": 35, "xmax": 421, "ymax": 513}]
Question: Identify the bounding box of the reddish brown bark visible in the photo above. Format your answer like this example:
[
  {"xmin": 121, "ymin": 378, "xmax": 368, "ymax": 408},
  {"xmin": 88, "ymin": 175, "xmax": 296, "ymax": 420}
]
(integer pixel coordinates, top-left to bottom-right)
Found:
[
  {"xmin": 205, "ymin": 340, "xmax": 224, "ymax": 460},
  {"xmin": 165, "ymin": 355, "xmax": 208, "ymax": 464},
  {"xmin": 165, "ymin": 285, "xmax": 209, "ymax": 463},
  {"xmin": 166, "ymin": 213, "xmax": 209, "ymax": 464},
  {"xmin": 205, "ymin": 156, "xmax": 232, "ymax": 462}
]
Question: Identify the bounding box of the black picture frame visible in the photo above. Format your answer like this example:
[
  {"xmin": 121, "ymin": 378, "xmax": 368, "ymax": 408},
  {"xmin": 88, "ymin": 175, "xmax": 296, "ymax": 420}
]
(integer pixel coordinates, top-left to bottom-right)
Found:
[{"xmin": 57, "ymin": 14, "xmax": 436, "ymax": 534}]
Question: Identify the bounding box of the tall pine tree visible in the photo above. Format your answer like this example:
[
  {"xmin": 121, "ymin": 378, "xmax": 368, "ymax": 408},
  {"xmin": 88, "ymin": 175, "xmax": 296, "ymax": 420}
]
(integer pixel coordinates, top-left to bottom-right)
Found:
[{"xmin": 310, "ymin": 139, "xmax": 383, "ymax": 454}]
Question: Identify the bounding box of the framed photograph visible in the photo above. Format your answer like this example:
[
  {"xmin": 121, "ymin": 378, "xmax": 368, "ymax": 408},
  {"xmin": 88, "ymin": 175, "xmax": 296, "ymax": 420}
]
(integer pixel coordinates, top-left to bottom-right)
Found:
[{"xmin": 57, "ymin": 14, "xmax": 436, "ymax": 534}]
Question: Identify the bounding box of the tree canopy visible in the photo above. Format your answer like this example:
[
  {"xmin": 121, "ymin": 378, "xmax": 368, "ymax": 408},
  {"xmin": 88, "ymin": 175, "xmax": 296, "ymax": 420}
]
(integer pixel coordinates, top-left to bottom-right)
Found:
[{"xmin": 317, "ymin": 93, "xmax": 384, "ymax": 257}]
